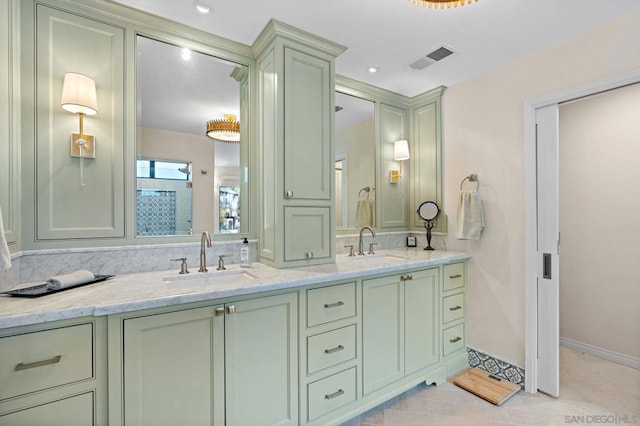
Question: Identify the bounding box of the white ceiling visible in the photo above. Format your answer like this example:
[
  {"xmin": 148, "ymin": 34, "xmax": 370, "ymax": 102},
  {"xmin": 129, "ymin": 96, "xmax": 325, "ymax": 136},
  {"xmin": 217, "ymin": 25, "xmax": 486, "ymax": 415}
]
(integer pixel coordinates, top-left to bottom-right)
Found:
[{"xmin": 115, "ymin": 0, "xmax": 640, "ymax": 98}]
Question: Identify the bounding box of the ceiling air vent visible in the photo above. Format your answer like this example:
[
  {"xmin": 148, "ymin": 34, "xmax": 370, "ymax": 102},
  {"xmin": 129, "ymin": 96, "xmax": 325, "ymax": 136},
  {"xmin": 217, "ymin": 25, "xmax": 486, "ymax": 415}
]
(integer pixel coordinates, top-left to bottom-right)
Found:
[
  {"xmin": 335, "ymin": 106, "xmax": 344, "ymax": 112},
  {"xmin": 409, "ymin": 45, "xmax": 454, "ymax": 70}
]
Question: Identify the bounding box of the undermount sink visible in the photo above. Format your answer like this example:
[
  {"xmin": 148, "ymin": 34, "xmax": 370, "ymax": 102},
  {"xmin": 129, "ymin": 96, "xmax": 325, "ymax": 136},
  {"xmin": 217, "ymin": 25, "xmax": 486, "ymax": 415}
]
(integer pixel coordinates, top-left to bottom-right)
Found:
[
  {"xmin": 343, "ymin": 253, "xmax": 408, "ymax": 263},
  {"xmin": 164, "ymin": 268, "xmax": 258, "ymax": 286}
]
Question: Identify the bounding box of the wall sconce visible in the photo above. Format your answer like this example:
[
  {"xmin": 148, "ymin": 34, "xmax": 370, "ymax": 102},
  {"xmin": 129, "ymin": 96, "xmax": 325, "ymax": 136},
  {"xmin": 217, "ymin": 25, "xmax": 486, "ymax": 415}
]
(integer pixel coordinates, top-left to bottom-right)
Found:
[
  {"xmin": 61, "ymin": 73, "xmax": 98, "ymax": 187},
  {"xmin": 390, "ymin": 139, "xmax": 410, "ymax": 183},
  {"xmin": 61, "ymin": 73, "xmax": 98, "ymax": 159}
]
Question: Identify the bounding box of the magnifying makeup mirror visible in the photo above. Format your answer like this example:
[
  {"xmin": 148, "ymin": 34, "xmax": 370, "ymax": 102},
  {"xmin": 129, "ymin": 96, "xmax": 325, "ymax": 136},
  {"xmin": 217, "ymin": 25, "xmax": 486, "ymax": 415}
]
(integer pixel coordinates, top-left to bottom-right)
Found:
[{"xmin": 417, "ymin": 201, "xmax": 440, "ymax": 250}]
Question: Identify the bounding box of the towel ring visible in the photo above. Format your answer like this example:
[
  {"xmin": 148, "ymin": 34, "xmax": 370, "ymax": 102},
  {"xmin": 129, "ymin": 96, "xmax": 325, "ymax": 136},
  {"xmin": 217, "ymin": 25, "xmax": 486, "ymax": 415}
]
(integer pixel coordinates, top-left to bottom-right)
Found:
[
  {"xmin": 358, "ymin": 186, "xmax": 374, "ymax": 199},
  {"xmin": 460, "ymin": 174, "xmax": 479, "ymax": 191}
]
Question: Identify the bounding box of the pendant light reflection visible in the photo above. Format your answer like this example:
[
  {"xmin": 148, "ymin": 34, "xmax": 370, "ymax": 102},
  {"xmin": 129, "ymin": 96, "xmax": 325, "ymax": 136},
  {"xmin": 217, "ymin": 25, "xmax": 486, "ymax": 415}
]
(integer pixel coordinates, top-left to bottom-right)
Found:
[{"xmin": 206, "ymin": 114, "xmax": 240, "ymax": 143}]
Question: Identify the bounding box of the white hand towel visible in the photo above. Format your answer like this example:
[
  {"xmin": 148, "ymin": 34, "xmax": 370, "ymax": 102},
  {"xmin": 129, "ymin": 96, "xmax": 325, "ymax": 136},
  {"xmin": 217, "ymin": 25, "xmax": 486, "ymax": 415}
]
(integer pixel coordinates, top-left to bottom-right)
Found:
[
  {"xmin": 46, "ymin": 270, "xmax": 95, "ymax": 290},
  {"xmin": 0, "ymin": 207, "xmax": 11, "ymax": 270},
  {"xmin": 356, "ymin": 198, "xmax": 373, "ymax": 227},
  {"xmin": 456, "ymin": 191, "xmax": 485, "ymax": 240}
]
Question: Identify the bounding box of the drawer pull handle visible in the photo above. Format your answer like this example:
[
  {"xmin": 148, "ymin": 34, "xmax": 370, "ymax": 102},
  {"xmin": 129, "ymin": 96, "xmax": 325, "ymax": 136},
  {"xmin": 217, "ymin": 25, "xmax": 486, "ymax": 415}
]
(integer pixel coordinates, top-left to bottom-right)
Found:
[
  {"xmin": 449, "ymin": 274, "xmax": 462, "ymax": 279},
  {"xmin": 324, "ymin": 345, "xmax": 345, "ymax": 354},
  {"xmin": 400, "ymin": 274, "xmax": 413, "ymax": 281},
  {"xmin": 325, "ymin": 389, "xmax": 344, "ymax": 400},
  {"xmin": 15, "ymin": 355, "xmax": 62, "ymax": 371},
  {"xmin": 449, "ymin": 336, "xmax": 462, "ymax": 343},
  {"xmin": 449, "ymin": 305, "xmax": 462, "ymax": 311},
  {"xmin": 324, "ymin": 301, "xmax": 344, "ymax": 309}
]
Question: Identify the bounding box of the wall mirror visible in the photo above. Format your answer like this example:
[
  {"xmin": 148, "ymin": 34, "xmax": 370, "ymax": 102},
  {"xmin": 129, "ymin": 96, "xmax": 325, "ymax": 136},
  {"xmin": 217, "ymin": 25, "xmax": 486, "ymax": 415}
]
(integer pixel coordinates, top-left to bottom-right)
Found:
[
  {"xmin": 335, "ymin": 91, "xmax": 375, "ymax": 231},
  {"xmin": 136, "ymin": 35, "xmax": 249, "ymax": 237}
]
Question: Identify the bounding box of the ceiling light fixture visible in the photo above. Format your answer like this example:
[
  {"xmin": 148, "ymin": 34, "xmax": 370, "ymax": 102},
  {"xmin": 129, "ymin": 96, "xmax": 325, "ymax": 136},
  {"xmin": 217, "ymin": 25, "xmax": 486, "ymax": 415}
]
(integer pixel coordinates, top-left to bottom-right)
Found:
[
  {"xmin": 368, "ymin": 67, "xmax": 379, "ymax": 73},
  {"xmin": 206, "ymin": 114, "xmax": 240, "ymax": 143},
  {"xmin": 181, "ymin": 48, "xmax": 192, "ymax": 61},
  {"xmin": 193, "ymin": 0, "xmax": 211, "ymax": 14},
  {"xmin": 410, "ymin": 0, "xmax": 478, "ymax": 9}
]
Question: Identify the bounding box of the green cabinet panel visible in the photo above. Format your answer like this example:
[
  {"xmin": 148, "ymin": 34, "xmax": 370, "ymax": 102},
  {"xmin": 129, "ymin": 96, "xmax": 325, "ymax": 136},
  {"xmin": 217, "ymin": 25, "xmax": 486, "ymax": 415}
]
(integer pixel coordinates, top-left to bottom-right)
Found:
[
  {"xmin": 284, "ymin": 48, "xmax": 331, "ymax": 200},
  {"xmin": 123, "ymin": 306, "xmax": 224, "ymax": 426},
  {"xmin": 362, "ymin": 274, "xmax": 403, "ymax": 394},
  {"xmin": 0, "ymin": 392, "xmax": 95, "ymax": 426},
  {"xmin": 121, "ymin": 293, "xmax": 297, "ymax": 426},
  {"xmin": 405, "ymin": 268, "xmax": 439, "ymax": 374},
  {"xmin": 284, "ymin": 206, "xmax": 331, "ymax": 261},
  {"xmin": 362, "ymin": 267, "xmax": 440, "ymax": 395},
  {"xmin": 225, "ymin": 293, "xmax": 298, "ymax": 426},
  {"xmin": 378, "ymin": 103, "xmax": 409, "ymax": 228},
  {"xmin": 34, "ymin": 5, "xmax": 125, "ymax": 240}
]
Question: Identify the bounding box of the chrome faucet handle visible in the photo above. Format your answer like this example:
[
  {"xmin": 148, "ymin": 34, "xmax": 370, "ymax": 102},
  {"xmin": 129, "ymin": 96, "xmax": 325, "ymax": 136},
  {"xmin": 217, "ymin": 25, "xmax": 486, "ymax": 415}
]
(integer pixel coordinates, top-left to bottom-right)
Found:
[
  {"xmin": 368, "ymin": 242, "xmax": 378, "ymax": 255},
  {"xmin": 170, "ymin": 257, "xmax": 189, "ymax": 274},
  {"xmin": 217, "ymin": 255, "xmax": 227, "ymax": 271},
  {"xmin": 344, "ymin": 245, "xmax": 355, "ymax": 257}
]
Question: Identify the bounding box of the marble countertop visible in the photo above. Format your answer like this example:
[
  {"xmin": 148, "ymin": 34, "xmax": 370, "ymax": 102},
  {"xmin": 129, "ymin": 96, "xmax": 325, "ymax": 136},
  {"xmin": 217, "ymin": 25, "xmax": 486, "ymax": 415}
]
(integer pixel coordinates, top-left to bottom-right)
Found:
[{"xmin": 0, "ymin": 249, "xmax": 469, "ymax": 329}]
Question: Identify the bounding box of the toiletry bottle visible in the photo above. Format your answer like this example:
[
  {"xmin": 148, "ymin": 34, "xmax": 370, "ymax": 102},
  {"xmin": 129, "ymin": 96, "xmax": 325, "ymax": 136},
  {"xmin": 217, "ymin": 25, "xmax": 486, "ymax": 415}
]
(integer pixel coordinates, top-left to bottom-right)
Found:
[{"xmin": 240, "ymin": 238, "xmax": 250, "ymax": 268}]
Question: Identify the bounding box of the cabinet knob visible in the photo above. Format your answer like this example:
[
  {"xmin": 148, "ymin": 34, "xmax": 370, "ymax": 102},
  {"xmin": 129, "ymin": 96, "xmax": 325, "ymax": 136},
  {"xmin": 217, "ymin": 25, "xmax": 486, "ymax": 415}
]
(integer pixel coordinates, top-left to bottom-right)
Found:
[
  {"xmin": 226, "ymin": 305, "xmax": 236, "ymax": 314},
  {"xmin": 285, "ymin": 190, "xmax": 294, "ymax": 198},
  {"xmin": 400, "ymin": 274, "xmax": 413, "ymax": 281},
  {"xmin": 214, "ymin": 307, "xmax": 225, "ymax": 316},
  {"xmin": 306, "ymin": 252, "xmax": 314, "ymax": 259}
]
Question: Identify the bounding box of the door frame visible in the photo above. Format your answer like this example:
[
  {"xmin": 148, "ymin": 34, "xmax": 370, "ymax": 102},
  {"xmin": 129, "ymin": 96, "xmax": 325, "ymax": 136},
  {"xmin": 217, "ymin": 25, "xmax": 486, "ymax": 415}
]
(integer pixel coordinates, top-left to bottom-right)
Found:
[{"xmin": 523, "ymin": 68, "xmax": 640, "ymax": 394}]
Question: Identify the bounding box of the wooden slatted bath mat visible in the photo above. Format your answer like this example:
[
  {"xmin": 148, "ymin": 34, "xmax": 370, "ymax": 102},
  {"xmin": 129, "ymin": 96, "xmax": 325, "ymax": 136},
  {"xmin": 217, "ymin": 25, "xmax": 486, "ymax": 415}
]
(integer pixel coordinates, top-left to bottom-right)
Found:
[{"xmin": 453, "ymin": 368, "xmax": 521, "ymax": 405}]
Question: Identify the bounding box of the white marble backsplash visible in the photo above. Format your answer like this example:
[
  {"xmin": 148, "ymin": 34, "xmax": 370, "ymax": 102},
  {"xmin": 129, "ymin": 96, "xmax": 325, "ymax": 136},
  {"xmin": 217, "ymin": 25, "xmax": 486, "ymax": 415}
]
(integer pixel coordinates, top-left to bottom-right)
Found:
[
  {"xmin": 17, "ymin": 240, "xmax": 257, "ymax": 285},
  {"xmin": 5, "ymin": 231, "xmax": 447, "ymax": 290}
]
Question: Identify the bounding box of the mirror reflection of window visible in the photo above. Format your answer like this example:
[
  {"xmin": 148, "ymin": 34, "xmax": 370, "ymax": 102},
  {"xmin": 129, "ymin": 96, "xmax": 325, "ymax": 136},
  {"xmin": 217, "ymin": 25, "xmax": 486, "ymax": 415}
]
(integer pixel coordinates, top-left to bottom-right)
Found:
[
  {"xmin": 219, "ymin": 186, "xmax": 240, "ymax": 233},
  {"xmin": 135, "ymin": 35, "xmax": 248, "ymax": 237},
  {"xmin": 335, "ymin": 92, "xmax": 375, "ymax": 230}
]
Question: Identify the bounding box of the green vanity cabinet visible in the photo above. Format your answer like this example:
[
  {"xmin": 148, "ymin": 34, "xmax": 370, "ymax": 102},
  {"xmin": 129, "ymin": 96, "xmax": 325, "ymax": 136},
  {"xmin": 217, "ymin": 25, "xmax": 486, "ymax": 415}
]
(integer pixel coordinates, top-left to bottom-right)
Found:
[
  {"xmin": 362, "ymin": 267, "xmax": 439, "ymax": 395},
  {"xmin": 0, "ymin": 318, "xmax": 107, "ymax": 426},
  {"xmin": 254, "ymin": 20, "xmax": 346, "ymax": 268},
  {"xmin": 115, "ymin": 292, "xmax": 298, "ymax": 426}
]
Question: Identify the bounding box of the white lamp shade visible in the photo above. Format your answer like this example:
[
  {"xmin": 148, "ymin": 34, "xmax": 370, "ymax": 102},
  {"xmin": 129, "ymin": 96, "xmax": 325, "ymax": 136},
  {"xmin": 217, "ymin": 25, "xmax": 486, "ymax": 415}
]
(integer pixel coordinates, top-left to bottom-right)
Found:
[
  {"xmin": 394, "ymin": 139, "xmax": 410, "ymax": 161},
  {"xmin": 61, "ymin": 73, "xmax": 98, "ymax": 115}
]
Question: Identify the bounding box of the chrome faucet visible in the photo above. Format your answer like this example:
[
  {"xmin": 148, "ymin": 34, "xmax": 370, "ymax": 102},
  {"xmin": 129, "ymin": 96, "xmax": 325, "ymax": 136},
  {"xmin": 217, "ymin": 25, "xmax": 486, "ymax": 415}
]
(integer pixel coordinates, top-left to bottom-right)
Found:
[
  {"xmin": 198, "ymin": 231, "xmax": 212, "ymax": 272},
  {"xmin": 358, "ymin": 226, "xmax": 376, "ymax": 255}
]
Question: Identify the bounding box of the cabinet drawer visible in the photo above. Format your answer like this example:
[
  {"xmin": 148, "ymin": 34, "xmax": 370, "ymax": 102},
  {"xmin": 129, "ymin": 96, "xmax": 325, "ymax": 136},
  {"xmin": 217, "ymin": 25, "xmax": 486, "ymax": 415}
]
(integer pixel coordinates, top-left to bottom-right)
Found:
[
  {"xmin": 443, "ymin": 323, "xmax": 465, "ymax": 357},
  {"xmin": 0, "ymin": 323, "xmax": 93, "ymax": 401},
  {"xmin": 443, "ymin": 262, "xmax": 465, "ymax": 292},
  {"xmin": 443, "ymin": 293, "xmax": 465, "ymax": 324},
  {"xmin": 307, "ymin": 326, "xmax": 356, "ymax": 375},
  {"xmin": 307, "ymin": 368, "xmax": 356, "ymax": 422},
  {"xmin": 307, "ymin": 282, "xmax": 356, "ymax": 327},
  {"xmin": 0, "ymin": 391, "xmax": 94, "ymax": 426}
]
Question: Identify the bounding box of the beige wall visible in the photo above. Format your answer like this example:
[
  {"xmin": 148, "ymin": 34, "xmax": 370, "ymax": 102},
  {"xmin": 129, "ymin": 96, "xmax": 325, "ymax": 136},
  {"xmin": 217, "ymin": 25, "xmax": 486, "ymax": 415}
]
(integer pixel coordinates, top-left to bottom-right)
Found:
[
  {"xmin": 442, "ymin": 12, "xmax": 640, "ymax": 366},
  {"xmin": 558, "ymin": 83, "xmax": 640, "ymax": 359}
]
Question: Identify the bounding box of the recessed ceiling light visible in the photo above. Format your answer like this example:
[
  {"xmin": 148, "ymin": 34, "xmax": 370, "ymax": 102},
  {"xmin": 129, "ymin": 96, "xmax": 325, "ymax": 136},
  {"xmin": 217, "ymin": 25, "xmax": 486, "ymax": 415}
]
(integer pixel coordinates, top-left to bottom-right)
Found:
[
  {"xmin": 368, "ymin": 67, "xmax": 379, "ymax": 73},
  {"xmin": 193, "ymin": 0, "xmax": 211, "ymax": 14},
  {"xmin": 181, "ymin": 48, "xmax": 192, "ymax": 61}
]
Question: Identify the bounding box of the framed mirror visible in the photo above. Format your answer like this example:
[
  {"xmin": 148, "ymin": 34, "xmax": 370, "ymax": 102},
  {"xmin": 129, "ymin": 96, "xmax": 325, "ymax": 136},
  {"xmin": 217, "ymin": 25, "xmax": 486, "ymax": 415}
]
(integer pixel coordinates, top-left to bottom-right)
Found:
[
  {"xmin": 335, "ymin": 91, "xmax": 375, "ymax": 230},
  {"xmin": 136, "ymin": 36, "xmax": 249, "ymax": 237}
]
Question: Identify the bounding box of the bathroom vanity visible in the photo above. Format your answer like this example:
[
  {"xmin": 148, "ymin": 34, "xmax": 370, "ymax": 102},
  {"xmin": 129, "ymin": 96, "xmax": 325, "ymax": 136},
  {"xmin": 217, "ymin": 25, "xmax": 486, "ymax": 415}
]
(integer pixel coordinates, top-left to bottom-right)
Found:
[{"xmin": 0, "ymin": 250, "xmax": 468, "ymax": 425}]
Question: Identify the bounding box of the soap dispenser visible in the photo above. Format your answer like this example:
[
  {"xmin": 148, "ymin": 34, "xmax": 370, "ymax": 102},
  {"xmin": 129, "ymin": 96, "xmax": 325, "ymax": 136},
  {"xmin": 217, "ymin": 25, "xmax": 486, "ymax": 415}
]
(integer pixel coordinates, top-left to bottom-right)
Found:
[{"xmin": 240, "ymin": 238, "xmax": 250, "ymax": 268}]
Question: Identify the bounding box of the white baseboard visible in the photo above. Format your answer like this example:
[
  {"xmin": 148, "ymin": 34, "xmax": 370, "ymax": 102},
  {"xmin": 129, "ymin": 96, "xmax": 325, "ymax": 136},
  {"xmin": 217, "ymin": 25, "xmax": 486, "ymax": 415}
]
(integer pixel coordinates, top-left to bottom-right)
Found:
[{"xmin": 560, "ymin": 337, "xmax": 640, "ymax": 370}]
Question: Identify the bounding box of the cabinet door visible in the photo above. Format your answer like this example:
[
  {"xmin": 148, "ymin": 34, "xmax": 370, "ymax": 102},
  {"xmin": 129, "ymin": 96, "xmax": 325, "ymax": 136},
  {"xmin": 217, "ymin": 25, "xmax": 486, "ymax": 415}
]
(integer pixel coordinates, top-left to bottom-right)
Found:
[
  {"xmin": 283, "ymin": 48, "xmax": 331, "ymax": 200},
  {"xmin": 284, "ymin": 206, "xmax": 331, "ymax": 261},
  {"xmin": 0, "ymin": 392, "xmax": 94, "ymax": 426},
  {"xmin": 225, "ymin": 292, "xmax": 298, "ymax": 426},
  {"xmin": 405, "ymin": 268, "xmax": 439, "ymax": 374},
  {"xmin": 362, "ymin": 275, "xmax": 403, "ymax": 394},
  {"xmin": 123, "ymin": 306, "xmax": 224, "ymax": 426}
]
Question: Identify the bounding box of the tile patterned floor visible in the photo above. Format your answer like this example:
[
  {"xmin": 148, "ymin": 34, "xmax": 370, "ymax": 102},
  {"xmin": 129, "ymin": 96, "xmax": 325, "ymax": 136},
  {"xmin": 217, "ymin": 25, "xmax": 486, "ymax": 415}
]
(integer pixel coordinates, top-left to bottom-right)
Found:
[{"xmin": 343, "ymin": 347, "xmax": 640, "ymax": 425}]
